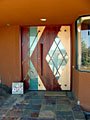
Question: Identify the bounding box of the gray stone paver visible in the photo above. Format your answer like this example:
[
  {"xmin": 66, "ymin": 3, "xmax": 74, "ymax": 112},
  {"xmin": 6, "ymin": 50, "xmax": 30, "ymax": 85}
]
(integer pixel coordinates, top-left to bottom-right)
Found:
[{"xmin": 0, "ymin": 91, "xmax": 86, "ymax": 120}]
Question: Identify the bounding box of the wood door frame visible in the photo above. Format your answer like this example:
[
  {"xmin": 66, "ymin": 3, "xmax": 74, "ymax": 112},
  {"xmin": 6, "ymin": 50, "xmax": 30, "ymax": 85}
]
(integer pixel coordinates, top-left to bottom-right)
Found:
[{"xmin": 21, "ymin": 25, "xmax": 72, "ymax": 91}]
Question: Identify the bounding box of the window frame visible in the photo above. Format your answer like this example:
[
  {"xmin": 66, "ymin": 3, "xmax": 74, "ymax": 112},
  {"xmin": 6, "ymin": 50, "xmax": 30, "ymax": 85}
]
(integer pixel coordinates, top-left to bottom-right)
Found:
[{"xmin": 75, "ymin": 15, "xmax": 90, "ymax": 72}]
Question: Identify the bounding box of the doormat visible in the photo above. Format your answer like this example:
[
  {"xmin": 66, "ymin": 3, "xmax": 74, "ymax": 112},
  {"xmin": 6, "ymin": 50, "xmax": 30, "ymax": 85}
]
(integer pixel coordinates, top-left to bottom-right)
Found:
[{"xmin": 45, "ymin": 92, "xmax": 66, "ymax": 97}]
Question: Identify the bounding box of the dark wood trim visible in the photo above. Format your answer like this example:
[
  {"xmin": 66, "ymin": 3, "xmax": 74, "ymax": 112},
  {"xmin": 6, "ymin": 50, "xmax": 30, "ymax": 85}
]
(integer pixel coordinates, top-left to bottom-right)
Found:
[
  {"xmin": 20, "ymin": 27, "xmax": 23, "ymax": 81},
  {"xmin": 40, "ymin": 43, "xmax": 43, "ymax": 76}
]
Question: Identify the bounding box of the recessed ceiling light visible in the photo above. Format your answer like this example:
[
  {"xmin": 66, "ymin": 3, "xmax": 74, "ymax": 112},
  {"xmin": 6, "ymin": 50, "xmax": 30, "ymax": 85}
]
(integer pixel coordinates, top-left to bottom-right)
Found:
[
  {"xmin": 6, "ymin": 23, "xmax": 10, "ymax": 26},
  {"xmin": 40, "ymin": 18, "xmax": 47, "ymax": 22}
]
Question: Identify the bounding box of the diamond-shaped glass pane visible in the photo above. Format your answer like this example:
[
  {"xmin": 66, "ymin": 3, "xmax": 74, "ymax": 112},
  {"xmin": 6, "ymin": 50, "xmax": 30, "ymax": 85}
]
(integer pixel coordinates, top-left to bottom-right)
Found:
[
  {"xmin": 58, "ymin": 42, "xmax": 67, "ymax": 56},
  {"xmin": 46, "ymin": 36, "xmax": 68, "ymax": 80},
  {"xmin": 58, "ymin": 67, "xmax": 62, "ymax": 75},
  {"xmin": 55, "ymin": 72, "xmax": 60, "ymax": 80},
  {"xmin": 61, "ymin": 60, "xmax": 67, "ymax": 69},
  {"xmin": 55, "ymin": 37, "xmax": 60, "ymax": 44},
  {"xmin": 65, "ymin": 55, "xmax": 68, "ymax": 63},
  {"xmin": 52, "ymin": 47, "xmax": 63, "ymax": 69},
  {"xmin": 49, "ymin": 60, "xmax": 57, "ymax": 75},
  {"xmin": 49, "ymin": 42, "xmax": 57, "ymax": 57},
  {"xmin": 46, "ymin": 54, "xmax": 50, "ymax": 63}
]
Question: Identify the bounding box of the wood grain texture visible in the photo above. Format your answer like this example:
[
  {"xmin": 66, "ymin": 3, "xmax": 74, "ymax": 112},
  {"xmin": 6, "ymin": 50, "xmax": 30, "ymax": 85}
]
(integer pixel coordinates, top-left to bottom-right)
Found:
[{"xmin": 31, "ymin": 26, "xmax": 61, "ymax": 90}]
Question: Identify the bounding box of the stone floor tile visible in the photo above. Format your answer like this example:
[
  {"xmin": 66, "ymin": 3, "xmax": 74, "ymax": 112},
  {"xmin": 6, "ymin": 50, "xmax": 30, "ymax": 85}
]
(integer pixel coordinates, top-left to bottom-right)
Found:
[
  {"xmin": 39, "ymin": 110, "xmax": 56, "ymax": 118},
  {"xmin": 29, "ymin": 110, "xmax": 40, "ymax": 118},
  {"xmin": 0, "ymin": 108, "xmax": 9, "ymax": 117},
  {"xmin": 1, "ymin": 116, "xmax": 20, "ymax": 120},
  {"xmin": 0, "ymin": 91, "xmax": 86, "ymax": 120},
  {"xmin": 56, "ymin": 104, "xmax": 72, "ymax": 111},
  {"xmin": 31, "ymin": 99, "xmax": 42, "ymax": 105},
  {"xmin": 73, "ymin": 111, "xmax": 85, "ymax": 119},
  {"xmin": 43, "ymin": 98, "xmax": 56, "ymax": 105},
  {"xmin": 31, "ymin": 104, "xmax": 41, "ymax": 111},
  {"xmin": 41, "ymin": 105, "xmax": 56, "ymax": 111}
]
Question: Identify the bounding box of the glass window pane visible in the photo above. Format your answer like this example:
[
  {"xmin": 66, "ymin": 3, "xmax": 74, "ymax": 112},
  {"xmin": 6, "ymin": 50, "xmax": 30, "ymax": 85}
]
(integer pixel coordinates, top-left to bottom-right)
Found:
[
  {"xmin": 76, "ymin": 16, "xmax": 90, "ymax": 71},
  {"xmin": 49, "ymin": 42, "xmax": 57, "ymax": 57}
]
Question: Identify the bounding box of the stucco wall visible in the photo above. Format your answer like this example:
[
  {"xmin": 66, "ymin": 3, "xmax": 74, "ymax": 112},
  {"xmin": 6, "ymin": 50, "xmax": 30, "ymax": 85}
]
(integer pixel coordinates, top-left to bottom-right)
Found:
[
  {"xmin": 0, "ymin": 25, "xmax": 21, "ymax": 86},
  {"xmin": 0, "ymin": 23, "xmax": 90, "ymax": 111},
  {"xmin": 72, "ymin": 23, "xmax": 90, "ymax": 111}
]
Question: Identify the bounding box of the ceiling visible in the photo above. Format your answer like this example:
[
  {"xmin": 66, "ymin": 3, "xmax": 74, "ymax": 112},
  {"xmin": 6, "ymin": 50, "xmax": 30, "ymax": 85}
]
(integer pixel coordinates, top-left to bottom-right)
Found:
[{"xmin": 0, "ymin": 0, "xmax": 90, "ymax": 26}]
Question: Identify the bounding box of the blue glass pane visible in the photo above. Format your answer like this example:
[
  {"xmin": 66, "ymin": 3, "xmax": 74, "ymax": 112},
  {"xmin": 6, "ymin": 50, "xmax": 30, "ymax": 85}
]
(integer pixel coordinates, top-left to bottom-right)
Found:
[{"xmin": 29, "ymin": 78, "xmax": 38, "ymax": 90}]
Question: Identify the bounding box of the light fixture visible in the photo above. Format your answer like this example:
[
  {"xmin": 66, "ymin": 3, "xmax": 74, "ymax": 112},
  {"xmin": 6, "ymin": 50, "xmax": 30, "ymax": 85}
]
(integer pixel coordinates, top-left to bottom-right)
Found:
[
  {"xmin": 6, "ymin": 23, "xmax": 10, "ymax": 26},
  {"xmin": 40, "ymin": 18, "xmax": 47, "ymax": 22}
]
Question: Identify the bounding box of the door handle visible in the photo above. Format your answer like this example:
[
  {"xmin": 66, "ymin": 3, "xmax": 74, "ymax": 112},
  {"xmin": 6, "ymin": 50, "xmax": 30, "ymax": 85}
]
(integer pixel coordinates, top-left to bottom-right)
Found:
[{"xmin": 40, "ymin": 43, "xmax": 43, "ymax": 76}]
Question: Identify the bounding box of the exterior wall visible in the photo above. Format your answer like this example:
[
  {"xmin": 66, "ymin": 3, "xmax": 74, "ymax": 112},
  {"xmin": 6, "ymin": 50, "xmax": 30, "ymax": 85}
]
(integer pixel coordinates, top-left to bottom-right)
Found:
[
  {"xmin": 78, "ymin": 72, "xmax": 90, "ymax": 111},
  {"xmin": 0, "ymin": 18, "xmax": 89, "ymax": 110},
  {"xmin": 72, "ymin": 23, "xmax": 90, "ymax": 111},
  {"xmin": 0, "ymin": 25, "xmax": 21, "ymax": 86}
]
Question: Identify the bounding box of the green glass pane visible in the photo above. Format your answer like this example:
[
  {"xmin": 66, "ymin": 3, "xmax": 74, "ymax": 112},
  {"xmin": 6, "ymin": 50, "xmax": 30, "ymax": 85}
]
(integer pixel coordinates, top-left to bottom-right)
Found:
[
  {"xmin": 30, "ymin": 38, "xmax": 38, "ymax": 56},
  {"xmin": 30, "ymin": 36, "xmax": 35, "ymax": 48},
  {"xmin": 29, "ymin": 27, "xmax": 38, "ymax": 56},
  {"xmin": 30, "ymin": 61, "xmax": 38, "ymax": 79},
  {"xmin": 29, "ymin": 61, "xmax": 38, "ymax": 90},
  {"xmin": 30, "ymin": 27, "xmax": 37, "ymax": 47}
]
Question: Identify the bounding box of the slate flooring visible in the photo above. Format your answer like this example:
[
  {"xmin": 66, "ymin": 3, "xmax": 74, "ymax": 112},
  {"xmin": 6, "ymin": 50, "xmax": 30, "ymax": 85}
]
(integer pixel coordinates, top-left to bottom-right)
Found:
[{"xmin": 0, "ymin": 91, "xmax": 86, "ymax": 120}]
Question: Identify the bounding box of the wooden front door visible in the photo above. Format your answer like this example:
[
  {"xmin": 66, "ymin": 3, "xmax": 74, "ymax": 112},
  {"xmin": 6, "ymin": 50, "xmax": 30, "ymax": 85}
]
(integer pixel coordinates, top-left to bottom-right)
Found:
[{"xmin": 22, "ymin": 26, "xmax": 71, "ymax": 91}]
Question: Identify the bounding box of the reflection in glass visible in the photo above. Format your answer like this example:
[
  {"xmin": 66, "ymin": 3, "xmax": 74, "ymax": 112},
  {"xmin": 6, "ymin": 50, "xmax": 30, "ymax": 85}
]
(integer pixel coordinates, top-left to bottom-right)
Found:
[
  {"xmin": 30, "ymin": 27, "xmax": 38, "ymax": 57},
  {"xmin": 55, "ymin": 37, "xmax": 60, "ymax": 44},
  {"xmin": 46, "ymin": 36, "xmax": 68, "ymax": 80},
  {"xmin": 29, "ymin": 26, "xmax": 46, "ymax": 90},
  {"xmin": 29, "ymin": 27, "xmax": 39, "ymax": 90},
  {"xmin": 29, "ymin": 61, "xmax": 38, "ymax": 90},
  {"xmin": 52, "ymin": 47, "xmax": 63, "ymax": 69},
  {"xmin": 77, "ymin": 16, "xmax": 90, "ymax": 71},
  {"xmin": 49, "ymin": 41, "xmax": 57, "ymax": 57},
  {"xmin": 58, "ymin": 42, "xmax": 67, "ymax": 56},
  {"xmin": 49, "ymin": 60, "xmax": 57, "ymax": 75}
]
